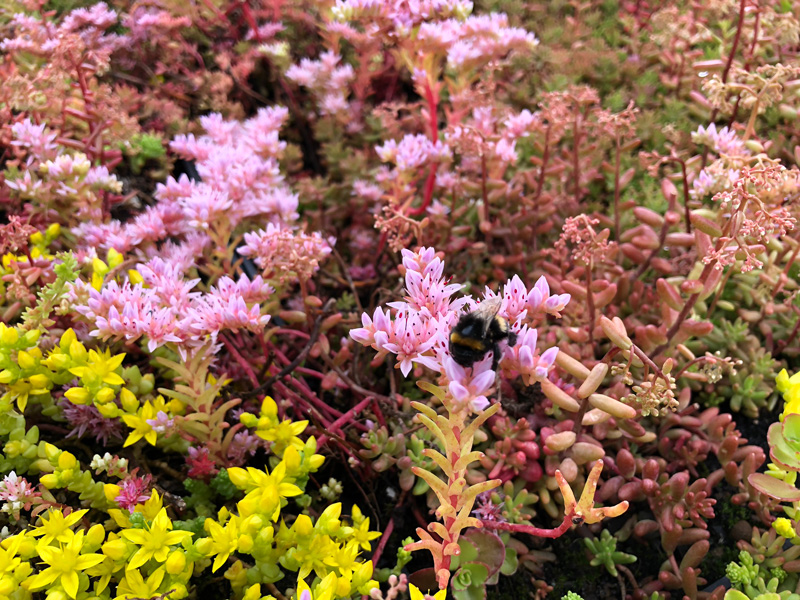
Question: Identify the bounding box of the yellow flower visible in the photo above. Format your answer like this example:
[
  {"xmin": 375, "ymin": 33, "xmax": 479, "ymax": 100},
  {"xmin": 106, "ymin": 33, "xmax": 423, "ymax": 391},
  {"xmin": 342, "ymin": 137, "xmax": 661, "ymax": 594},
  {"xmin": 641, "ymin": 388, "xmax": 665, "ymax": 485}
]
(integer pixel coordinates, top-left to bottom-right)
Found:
[
  {"xmin": 297, "ymin": 572, "xmax": 337, "ymax": 600},
  {"xmin": 137, "ymin": 489, "xmax": 166, "ymax": 520},
  {"xmin": 120, "ymin": 508, "xmax": 193, "ymax": 569},
  {"xmin": 6, "ymin": 378, "xmax": 48, "ymax": 413},
  {"xmin": 69, "ymin": 349, "xmax": 125, "ymax": 387},
  {"xmin": 774, "ymin": 517, "xmax": 797, "ymax": 539},
  {"xmin": 350, "ymin": 505, "xmax": 380, "ymax": 551},
  {"xmin": 86, "ymin": 543, "xmax": 124, "ymax": 594},
  {"xmin": 30, "ymin": 508, "xmax": 88, "ymax": 545},
  {"xmin": 252, "ymin": 397, "xmax": 308, "ymax": 456},
  {"xmin": 204, "ymin": 515, "xmax": 240, "ymax": 572},
  {"xmin": 0, "ymin": 534, "xmax": 26, "ymax": 596},
  {"xmin": 228, "ymin": 462, "xmax": 302, "ymax": 520},
  {"xmin": 409, "ymin": 583, "xmax": 447, "ymax": 600},
  {"xmin": 324, "ymin": 541, "xmax": 359, "ymax": 579},
  {"xmin": 122, "ymin": 400, "xmax": 158, "ymax": 447},
  {"xmin": 28, "ymin": 529, "xmax": 106, "ymax": 599},
  {"xmin": 114, "ymin": 566, "xmax": 166, "ymax": 600}
]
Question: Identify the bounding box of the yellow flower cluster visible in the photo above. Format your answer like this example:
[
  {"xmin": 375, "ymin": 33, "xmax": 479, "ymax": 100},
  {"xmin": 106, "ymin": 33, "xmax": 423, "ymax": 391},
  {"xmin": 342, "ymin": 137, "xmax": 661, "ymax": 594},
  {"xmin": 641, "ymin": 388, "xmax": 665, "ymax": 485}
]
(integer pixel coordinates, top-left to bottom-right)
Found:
[
  {"xmin": 0, "ymin": 325, "xmax": 175, "ymax": 452},
  {"xmin": 239, "ymin": 396, "xmax": 309, "ymax": 457},
  {"xmin": 0, "ymin": 326, "xmax": 147, "ymax": 418},
  {"xmin": 0, "ymin": 491, "xmax": 207, "ymax": 600},
  {"xmin": 207, "ymin": 442, "xmax": 379, "ymax": 600},
  {"xmin": 0, "ymin": 441, "xmax": 378, "ymax": 600}
]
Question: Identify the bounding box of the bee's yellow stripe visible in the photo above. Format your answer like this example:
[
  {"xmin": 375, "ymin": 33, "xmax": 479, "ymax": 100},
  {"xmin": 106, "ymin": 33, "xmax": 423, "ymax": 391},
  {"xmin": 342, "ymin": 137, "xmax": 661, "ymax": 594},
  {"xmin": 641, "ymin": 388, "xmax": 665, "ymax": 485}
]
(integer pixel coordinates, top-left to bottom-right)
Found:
[{"xmin": 450, "ymin": 332, "xmax": 486, "ymax": 350}]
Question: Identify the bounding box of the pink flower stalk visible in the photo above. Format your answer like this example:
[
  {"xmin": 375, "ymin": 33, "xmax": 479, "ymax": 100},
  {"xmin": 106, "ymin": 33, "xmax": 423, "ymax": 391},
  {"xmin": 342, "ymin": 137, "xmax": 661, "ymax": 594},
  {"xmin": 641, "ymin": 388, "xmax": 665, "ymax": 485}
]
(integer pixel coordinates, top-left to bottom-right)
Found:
[
  {"xmin": 145, "ymin": 411, "xmax": 176, "ymax": 436},
  {"xmin": 121, "ymin": 7, "xmax": 191, "ymax": 46},
  {"xmin": 246, "ymin": 22, "xmax": 284, "ymax": 41},
  {"xmin": 332, "ymin": 0, "xmax": 474, "ymax": 31},
  {"xmin": 115, "ymin": 472, "xmax": 153, "ymax": 512},
  {"xmin": 351, "ymin": 247, "xmax": 560, "ymax": 413},
  {"xmin": 1, "ymin": 2, "xmax": 121, "ymax": 58},
  {"xmin": 73, "ymin": 106, "xmax": 300, "ymax": 261},
  {"xmin": 187, "ymin": 292, "xmax": 271, "ymax": 337},
  {"xmin": 352, "ymin": 180, "xmax": 384, "ymax": 202},
  {"xmin": 525, "ymin": 275, "xmax": 571, "ymax": 318},
  {"xmin": 691, "ymin": 166, "xmax": 740, "ymax": 199}
]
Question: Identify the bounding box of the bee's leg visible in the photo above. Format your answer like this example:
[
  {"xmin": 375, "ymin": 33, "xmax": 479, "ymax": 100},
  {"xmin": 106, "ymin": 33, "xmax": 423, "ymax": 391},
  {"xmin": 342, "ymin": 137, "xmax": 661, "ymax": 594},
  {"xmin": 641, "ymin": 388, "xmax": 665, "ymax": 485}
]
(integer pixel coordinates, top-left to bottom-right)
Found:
[
  {"xmin": 492, "ymin": 344, "xmax": 504, "ymax": 405},
  {"xmin": 491, "ymin": 343, "xmax": 501, "ymax": 372}
]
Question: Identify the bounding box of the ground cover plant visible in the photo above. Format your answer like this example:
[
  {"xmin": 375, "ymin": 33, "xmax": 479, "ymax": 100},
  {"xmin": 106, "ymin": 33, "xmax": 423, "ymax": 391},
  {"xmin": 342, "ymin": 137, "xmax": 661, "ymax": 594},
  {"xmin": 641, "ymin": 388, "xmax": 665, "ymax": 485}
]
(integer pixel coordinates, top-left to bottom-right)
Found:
[{"xmin": 2, "ymin": 0, "xmax": 800, "ymax": 599}]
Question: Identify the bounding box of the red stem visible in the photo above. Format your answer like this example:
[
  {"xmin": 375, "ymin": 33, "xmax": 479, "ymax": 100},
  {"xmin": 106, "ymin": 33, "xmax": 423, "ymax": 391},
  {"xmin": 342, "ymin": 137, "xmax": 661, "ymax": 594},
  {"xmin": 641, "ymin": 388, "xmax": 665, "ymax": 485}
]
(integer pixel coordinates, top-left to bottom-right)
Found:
[
  {"xmin": 531, "ymin": 126, "xmax": 551, "ymax": 253},
  {"xmin": 221, "ymin": 334, "xmax": 259, "ymax": 387},
  {"xmin": 318, "ymin": 396, "xmax": 373, "ymax": 445},
  {"xmin": 409, "ymin": 167, "xmax": 437, "ymax": 216},
  {"xmin": 370, "ymin": 516, "xmax": 395, "ymax": 566},
  {"xmin": 481, "ymin": 510, "xmax": 577, "ymax": 539},
  {"xmin": 273, "ymin": 380, "xmax": 333, "ymax": 429},
  {"xmin": 613, "ymin": 136, "xmax": 621, "ymax": 242},
  {"xmin": 722, "ymin": 0, "xmax": 747, "ymax": 85},
  {"xmin": 408, "ymin": 81, "xmax": 439, "ymax": 217}
]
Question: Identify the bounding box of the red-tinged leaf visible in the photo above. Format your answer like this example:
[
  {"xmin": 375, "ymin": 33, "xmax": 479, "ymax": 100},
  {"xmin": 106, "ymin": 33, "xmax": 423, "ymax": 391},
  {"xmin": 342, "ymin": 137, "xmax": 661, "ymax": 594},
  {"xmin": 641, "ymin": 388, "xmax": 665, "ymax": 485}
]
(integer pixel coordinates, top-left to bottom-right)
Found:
[{"xmin": 748, "ymin": 473, "xmax": 800, "ymax": 501}]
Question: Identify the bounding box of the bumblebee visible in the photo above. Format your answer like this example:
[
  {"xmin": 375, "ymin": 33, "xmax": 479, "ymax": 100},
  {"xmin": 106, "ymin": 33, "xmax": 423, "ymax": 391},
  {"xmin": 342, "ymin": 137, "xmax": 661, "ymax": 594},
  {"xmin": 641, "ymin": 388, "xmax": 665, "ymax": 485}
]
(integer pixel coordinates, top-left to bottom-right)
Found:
[{"xmin": 449, "ymin": 296, "xmax": 517, "ymax": 370}]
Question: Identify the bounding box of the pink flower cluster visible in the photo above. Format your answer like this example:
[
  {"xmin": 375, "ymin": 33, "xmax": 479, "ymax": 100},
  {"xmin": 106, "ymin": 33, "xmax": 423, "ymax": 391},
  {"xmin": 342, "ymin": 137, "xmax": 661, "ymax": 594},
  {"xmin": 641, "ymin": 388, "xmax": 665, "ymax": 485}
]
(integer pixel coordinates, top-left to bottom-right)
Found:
[
  {"xmin": 332, "ymin": 3, "xmax": 537, "ymax": 77},
  {"xmin": 286, "ymin": 51, "xmax": 355, "ymax": 117},
  {"xmin": 0, "ymin": 472, "xmax": 40, "ymax": 519},
  {"xmin": 703, "ymin": 165, "xmax": 798, "ymax": 272},
  {"xmin": 446, "ymin": 106, "xmax": 540, "ymax": 172},
  {"xmin": 692, "ymin": 123, "xmax": 750, "ymax": 158},
  {"xmin": 331, "ymin": 0, "xmax": 473, "ymax": 29},
  {"xmin": 417, "ymin": 13, "xmax": 538, "ymax": 71},
  {"xmin": 690, "ymin": 123, "xmax": 749, "ymax": 199},
  {"xmin": 1, "ymin": 2, "xmax": 121, "ymax": 62},
  {"xmin": 114, "ymin": 471, "xmax": 153, "ymax": 513},
  {"xmin": 73, "ymin": 106, "xmax": 297, "ymax": 254},
  {"xmin": 376, "ymin": 134, "xmax": 452, "ymax": 174},
  {"xmin": 72, "ymin": 257, "xmax": 273, "ymax": 355},
  {"xmin": 239, "ymin": 224, "xmax": 335, "ymax": 284},
  {"xmin": 350, "ymin": 247, "xmax": 563, "ymax": 413},
  {"xmin": 6, "ymin": 119, "xmax": 123, "ymax": 221}
]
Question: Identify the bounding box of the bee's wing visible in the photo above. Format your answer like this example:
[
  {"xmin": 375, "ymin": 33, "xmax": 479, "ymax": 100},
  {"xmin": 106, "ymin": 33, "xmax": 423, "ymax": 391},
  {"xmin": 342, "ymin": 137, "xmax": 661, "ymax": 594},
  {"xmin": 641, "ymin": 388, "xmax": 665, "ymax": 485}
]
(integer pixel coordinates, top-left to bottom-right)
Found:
[{"xmin": 473, "ymin": 296, "xmax": 502, "ymax": 336}]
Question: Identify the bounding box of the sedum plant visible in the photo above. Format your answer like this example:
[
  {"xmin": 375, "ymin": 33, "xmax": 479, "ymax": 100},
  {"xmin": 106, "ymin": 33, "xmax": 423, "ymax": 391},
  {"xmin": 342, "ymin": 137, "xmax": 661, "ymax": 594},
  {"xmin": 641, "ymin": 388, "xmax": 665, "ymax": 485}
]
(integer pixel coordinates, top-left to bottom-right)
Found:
[{"xmin": 351, "ymin": 247, "xmax": 628, "ymax": 592}]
